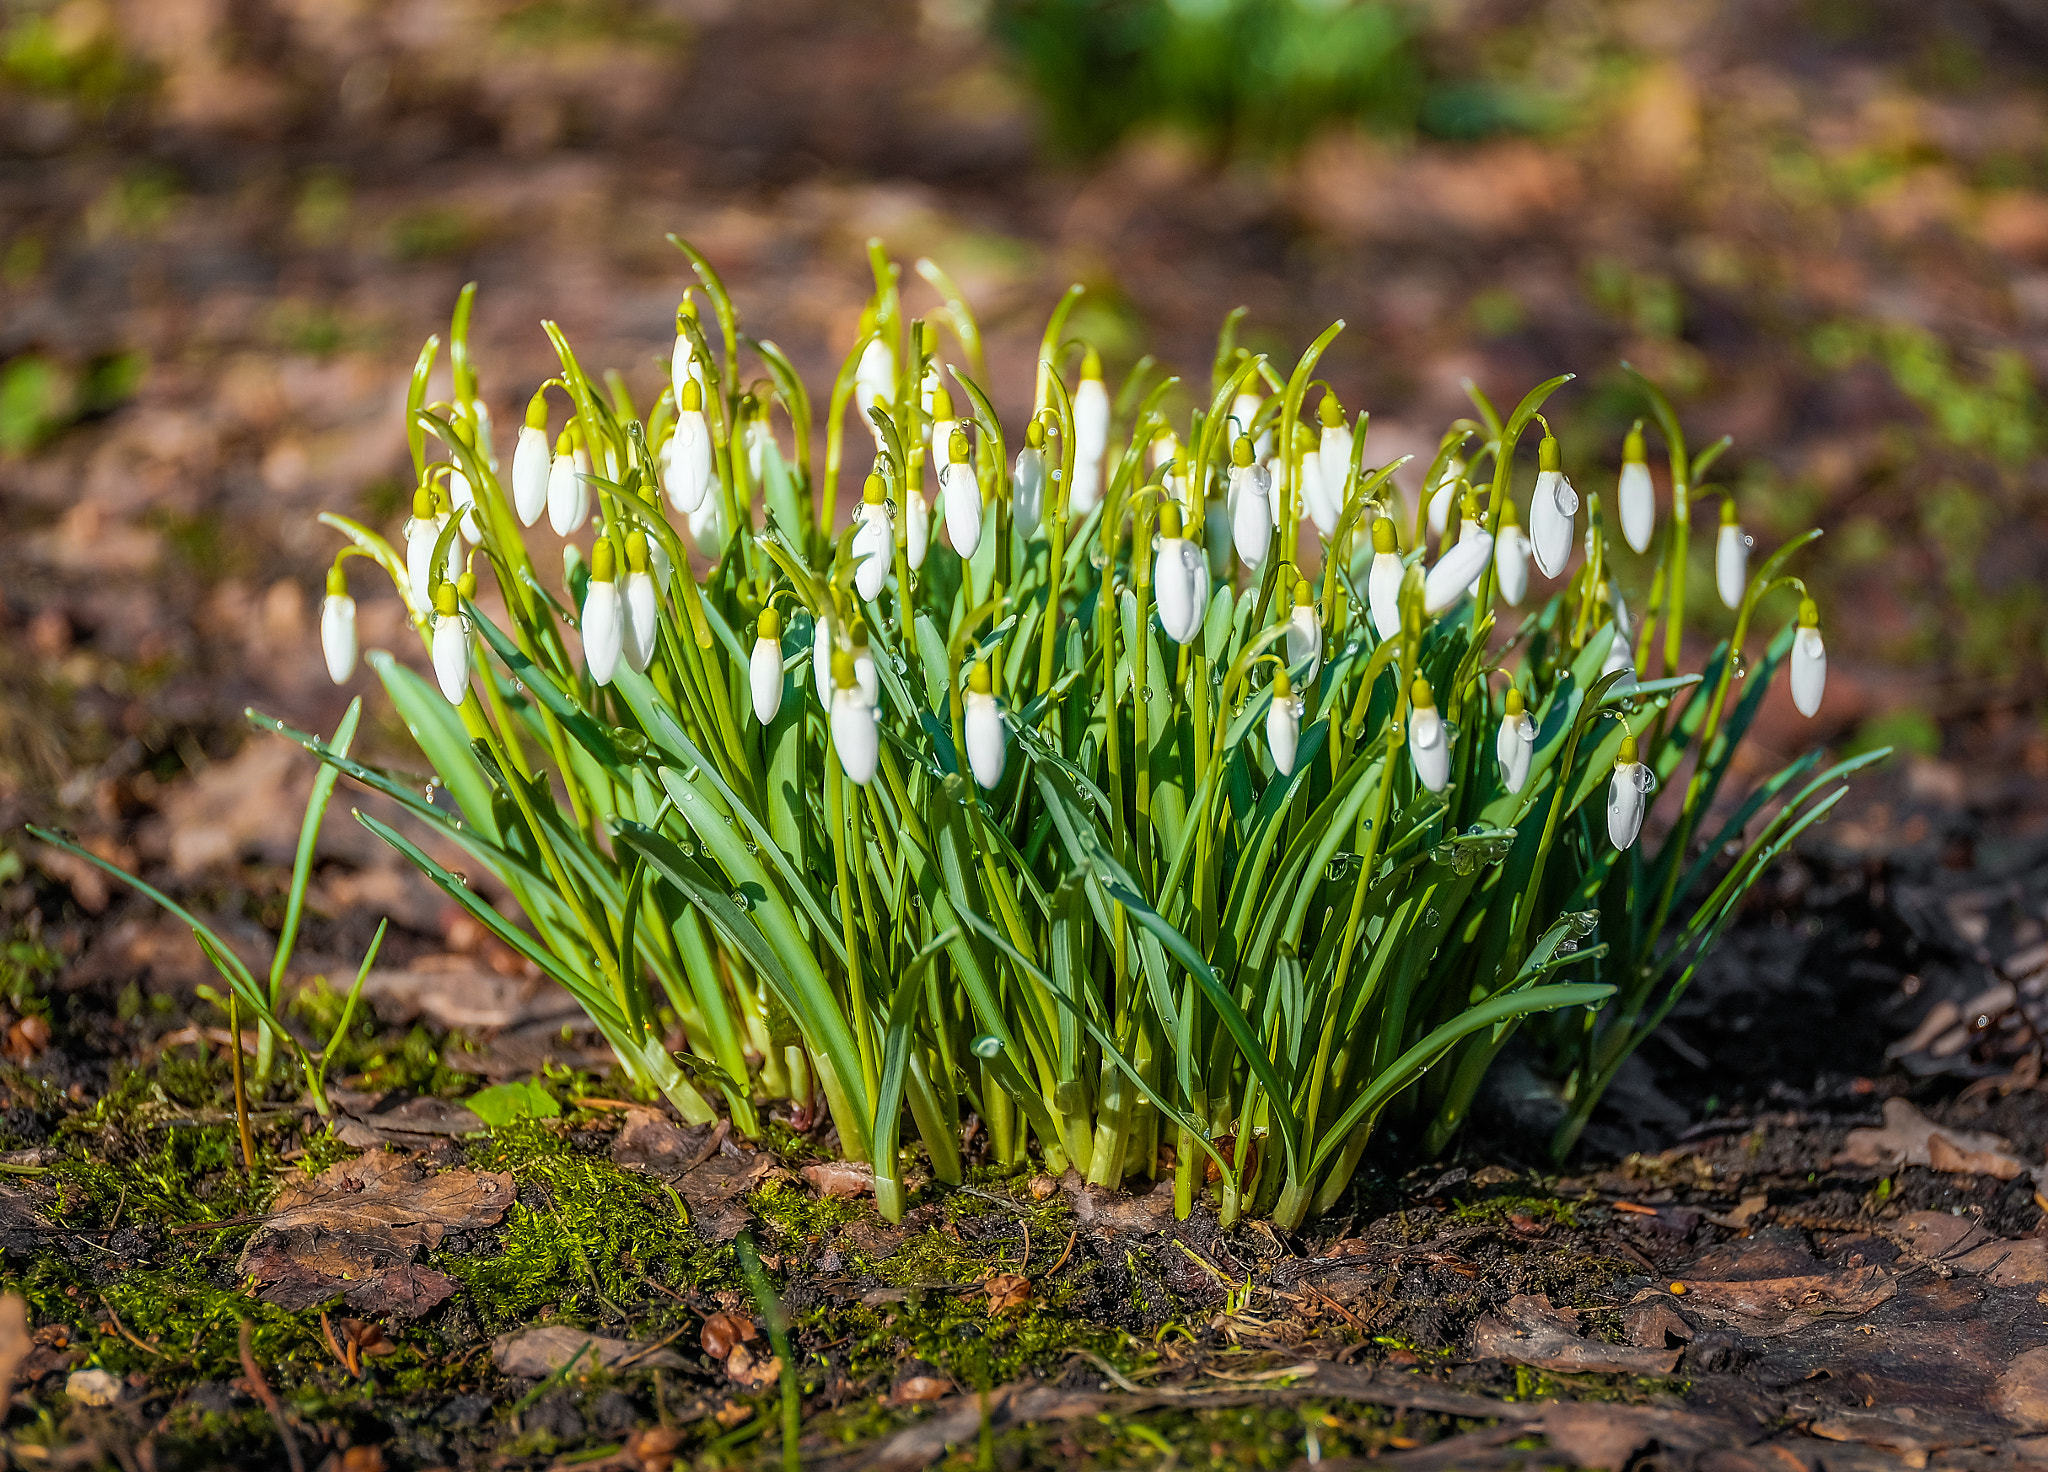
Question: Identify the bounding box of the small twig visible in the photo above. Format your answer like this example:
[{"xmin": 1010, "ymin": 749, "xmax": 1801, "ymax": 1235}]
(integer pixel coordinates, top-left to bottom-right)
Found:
[
  {"xmin": 318, "ymin": 1313, "xmax": 352, "ymax": 1377},
  {"xmin": 641, "ymin": 1273, "xmax": 688, "ymax": 1304},
  {"xmin": 1045, "ymin": 1229, "xmax": 1079, "ymax": 1278},
  {"xmin": 955, "ymin": 1184, "xmax": 1032, "ymax": 1215},
  {"xmin": 680, "ymin": 1120, "xmax": 731, "ymax": 1175},
  {"xmin": 238, "ymin": 1319, "xmax": 305, "ymax": 1472},
  {"xmin": 99, "ymin": 1300, "xmax": 162, "ymax": 1359},
  {"xmin": 1017, "ymin": 1220, "xmax": 1031, "ymax": 1273},
  {"xmin": 229, "ymin": 997, "xmax": 258, "ymax": 1178},
  {"xmin": 167, "ymin": 1214, "xmax": 275, "ymax": 1235},
  {"xmin": 616, "ymin": 1321, "xmax": 694, "ymax": 1370}
]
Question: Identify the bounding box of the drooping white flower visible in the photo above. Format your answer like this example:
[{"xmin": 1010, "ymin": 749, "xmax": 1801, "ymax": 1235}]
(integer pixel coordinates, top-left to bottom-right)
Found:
[
  {"xmin": 1012, "ymin": 420, "xmax": 1046, "ymax": 536},
  {"xmin": 850, "ymin": 623, "xmax": 878, "ymax": 708},
  {"xmin": 1600, "ymin": 621, "xmax": 1637, "ymax": 694},
  {"xmin": 1529, "ymin": 432, "xmax": 1577, "ymax": 578},
  {"xmin": 1791, "ymin": 598, "xmax": 1827, "ymax": 718},
  {"xmin": 405, "ymin": 486, "xmax": 454, "ymax": 612},
  {"xmin": 1299, "ymin": 441, "xmax": 1335, "ymax": 539},
  {"xmin": 670, "ymin": 297, "xmax": 707, "ymax": 409},
  {"xmin": 1408, "ymin": 677, "xmax": 1450, "ymax": 793},
  {"xmin": 1150, "ymin": 427, "xmax": 1186, "ymax": 506},
  {"xmin": 1424, "ymin": 527, "xmax": 1494, "ymax": 615},
  {"xmin": 1428, "ymin": 457, "xmax": 1462, "ymax": 539},
  {"xmin": 751, "ymin": 608, "xmax": 785, "ymax": 725},
  {"xmin": 1070, "ymin": 349, "xmax": 1109, "ymax": 517},
  {"xmin": 1618, "ymin": 422, "xmax": 1655, "ymax": 554},
  {"xmin": 1494, "ymin": 499, "xmax": 1531, "ymax": 607},
  {"xmin": 1266, "ymin": 668, "xmax": 1303, "ymax": 777},
  {"xmin": 905, "ymin": 471, "xmax": 930, "ymax": 570},
  {"xmin": 1496, "ymin": 686, "xmax": 1536, "ymax": 794},
  {"xmin": 448, "ymin": 459, "xmax": 483, "ymax": 546},
  {"xmin": 927, "ymin": 381, "xmax": 958, "ymax": 477},
  {"xmin": 431, "ymin": 579, "xmax": 472, "ymax": 706},
  {"xmin": 622, "ymin": 530, "xmax": 658, "ymax": 674},
  {"xmin": 851, "ymin": 472, "xmax": 894, "ymax": 602},
  {"xmin": 1456, "ymin": 493, "xmax": 1490, "ymax": 597},
  {"xmin": 664, "ymin": 378, "xmax": 714, "ymax": 515},
  {"xmin": 1607, "ymin": 734, "xmax": 1654, "ymax": 850},
  {"xmin": 321, "ymin": 565, "xmax": 357, "ymax": 684},
  {"xmin": 964, "ymin": 661, "xmax": 1007, "ymax": 789},
  {"xmin": 853, "ymin": 312, "xmax": 895, "ymax": 442},
  {"xmin": 830, "ymin": 650, "xmax": 878, "ymax": 786},
  {"xmin": 1228, "ymin": 435, "xmax": 1272, "ymax": 568},
  {"xmin": 1368, "ymin": 517, "xmax": 1404, "ymax": 640},
  {"xmin": 812, "ymin": 610, "xmax": 834, "ymax": 709},
  {"xmin": 582, "ymin": 537, "xmax": 623, "ymax": 686},
  {"xmin": 683, "ymin": 483, "xmax": 725, "ymax": 557},
  {"xmin": 547, "ymin": 427, "xmax": 589, "ymax": 536},
  {"xmin": 1716, "ymin": 499, "xmax": 1750, "ymax": 610},
  {"xmin": 941, "ymin": 428, "xmax": 982, "ymax": 558},
  {"xmin": 1314, "ymin": 393, "xmax": 1353, "ymax": 537},
  {"xmin": 1153, "ymin": 500, "xmax": 1208, "ymax": 646},
  {"xmin": 1232, "ymin": 390, "xmax": 1270, "ymax": 460},
  {"xmin": 1284, "ymin": 576, "xmax": 1321, "ymax": 684},
  {"xmin": 512, "ymin": 391, "xmax": 552, "ymax": 527}
]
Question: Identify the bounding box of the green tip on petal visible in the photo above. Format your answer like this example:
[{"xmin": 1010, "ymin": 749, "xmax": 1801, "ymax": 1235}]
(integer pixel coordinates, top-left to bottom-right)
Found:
[
  {"xmin": 1504, "ymin": 686, "xmax": 1524, "ymax": 716},
  {"xmin": 678, "ymin": 378, "xmax": 702, "ymax": 412},
  {"xmin": 1081, "ymin": 345, "xmax": 1102, "ymax": 381},
  {"xmin": 1497, "ymin": 496, "xmax": 1520, "ymax": 527},
  {"xmin": 1025, "ymin": 419, "xmax": 1045, "ymax": 449},
  {"xmin": 525, "ymin": 390, "xmax": 550, "ymax": 430},
  {"xmin": 1273, "ymin": 667, "xmax": 1291, "ymax": 697},
  {"xmin": 1721, "ymin": 498, "xmax": 1739, "ymax": 525},
  {"xmin": 949, "ymin": 427, "xmax": 970, "ymax": 462},
  {"xmin": 832, "ymin": 649, "xmax": 856, "ymax": 688},
  {"xmin": 554, "ymin": 427, "xmax": 574, "ymax": 456},
  {"xmin": 968, "ymin": 661, "xmax": 992, "ymax": 694},
  {"xmin": 758, "ymin": 607, "xmax": 781, "ymax": 639},
  {"xmin": 456, "ymin": 571, "xmax": 478, "ymax": 600},
  {"xmin": 590, "ymin": 537, "xmax": 617, "ymax": 582},
  {"xmin": 411, "ymin": 486, "xmax": 436, "ymax": 519},
  {"xmin": 626, "ymin": 528, "xmax": 649, "ymax": 573},
  {"xmin": 1623, "ymin": 421, "xmax": 1645, "ymax": 463},
  {"xmin": 1539, "ymin": 433, "xmax": 1560, "ymax": 472},
  {"xmin": 1618, "ymin": 734, "xmax": 1639, "ymax": 764},
  {"xmin": 930, "ymin": 383, "xmax": 953, "ymax": 419},
  {"xmin": 1293, "ymin": 576, "xmax": 1313, "ymax": 606}
]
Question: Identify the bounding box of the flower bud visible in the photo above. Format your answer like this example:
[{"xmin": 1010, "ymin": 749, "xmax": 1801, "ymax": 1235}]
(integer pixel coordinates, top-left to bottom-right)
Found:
[
  {"xmin": 1266, "ymin": 668, "xmax": 1303, "ymax": 777},
  {"xmin": 1231, "ymin": 390, "xmax": 1268, "ymax": 460},
  {"xmin": 1285, "ymin": 576, "xmax": 1321, "ymax": 683},
  {"xmin": 942, "ymin": 428, "xmax": 982, "ymax": 557},
  {"xmin": 582, "ymin": 537, "xmax": 623, "ymax": 686},
  {"xmin": 812, "ymin": 610, "xmax": 834, "ymax": 709},
  {"xmin": 1529, "ymin": 432, "xmax": 1578, "ymax": 578},
  {"xmin": 671, "ymin": 298, "xmax": 706, "ymax": 408},
  {"xmin": 1715, "ymin": 498, "xmax": 1749, "ymax": 610},
  {"xmin": 850, "ymin": 620, "xmax": 878, "ymax": 707},
  {"xmin": 854, "ymin": 325, "xmax": 895, "ymax": 441},
  {"xmin": 321, "ymin": 564, "xmax": 358, "ymax": 684},
  {"xmin": 1070, "ymin": 349, "xmax": 1108, "ymax": 517},
  {"xmin": 623, "ymin": 530, "xmax": 658, "ymax": 673},
  {"xmin": 1428, "ymin": 456, "xmax": 1462, "ymax": 539},
  {"xmin": 1496, "ymin": 686, "xmax": 1535, "ymax": 794},
  {"xmin": 1154, "ymin": 497, "xmax": 1209, "ymax": 646},
  {"xmin": 663, "ymin": 380, "xmax": 714, "ymax": 516},
  {"xmin": 1607, "ymin": 733, "xmax": 1654, "ymax": 850},
  {"xmin": 1316, "ymin": 393, "xmax": 1353, "ymax": 529},
  {"xmin": 852, "ymin": 473, "xmax": 893, "ymax": 601},
  {"xmin": 548, "ymin": 426, "xmax": 588, "ymax": 535},
  {"xmin": 1791, "ymin": 598, "xmax": 1827, "ymax": 718},
  {"xmin": 1013, "ymin": 419, "xmax": 1045, "ymax": 535},
  {"xmin": 904, "ymin": 470, "xmax": 930, "ymax": 571},
  {"xmin": 964, "ymin": 662, "xmax": 1007, "ymax": 789},
  {"xmin": 751, "ymin": 607, "xmax": 785, "ymax": 724},
  {"xmin": 831, "ymin": 649, "xmax": 878, "ymax": 785},
  {"xmin": 1494, "ymin": 498, "xmax": 1530, "ymax": 607},
  {"xmin": 1424, "ymin": 526, "xmax": 1494, "ymax": 615},
  {"xmin": 512, "ymin": 393, "xmax": 551, "ymax": 528},
  {"xmin": 1408, "ymin": 677, "xmax": 1449, "ymax": 793},
  {"xmin": 431, "ymin": 581, "xmax": 468, "ymax": 705},
  {"xmin": 1368, "ymin": 516, "xmax": 1404, "ymax": 639},
  {"xmin": 406, "ymin": 485, "xmax": 452, "ymax": 612},
  {"xmin": 1618, "ymin": 422, "xmax": 1655, "ymax": 554},
  {"xmin": 1228, "ymin": 435, "xmax": 1272, "ymax": 568}
]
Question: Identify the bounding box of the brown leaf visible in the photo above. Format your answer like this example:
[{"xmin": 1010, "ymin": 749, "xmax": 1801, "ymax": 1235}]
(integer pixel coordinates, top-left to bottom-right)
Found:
[
  {"xmin": 1671, "ymin": 1266, "xmax": 1896, "ymax": 1335},
  {"xmin": 1838, "ymin": 1098, "xmax": 2038, "ymax": 1183},
  {"xmin": 1998, "ymin": 1346, "xmax": 2048, "ymax": 1431},
  {"xmin": 892, "ymin": 1375, "xmax": 951, "ymax": 1404},
  {"xmin": 981, "ymin": 1273, "xmax": 1031, "ymax": 1316},
  {"xmin": 725, "ymin": 1342, "xmax": 783, "ymax": 1388},
  {"xmin": 491, "ymin": 1325, "xmax": 685, "ymax": 1378},
  {"xmin": 699, "ymin": 1311, "xmax": 757, "ymax": 1360},
  {"xmin": 801, "ymin": 1160, "xmax": 874, "ymax": 1199},
  {"xmin": 1470, "ymin": 1293, "xmax": 1682, "ymax": 1375}
]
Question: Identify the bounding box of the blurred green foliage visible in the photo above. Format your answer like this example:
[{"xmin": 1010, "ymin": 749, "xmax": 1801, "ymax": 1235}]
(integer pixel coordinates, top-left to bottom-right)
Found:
[
  {"xmin": 0, "ymin": 350, "xmax": 144, "ymax": 455},
  {"xmin": 1, "ymin": 0, "xmax": 143, "ymax": 111},
  {"xmin": 991, "ymin": 0, "xmax": 1424, "ymax": 156}
]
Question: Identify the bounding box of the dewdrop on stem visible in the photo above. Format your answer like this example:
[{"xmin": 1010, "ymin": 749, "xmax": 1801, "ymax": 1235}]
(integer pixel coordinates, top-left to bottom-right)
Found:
[
  {"xmin": 1496, "ymin": 686, "xmax": 1535, "ymax": 794},
  {"xmin": 1153, "ymin": 498, "xmax": 1208, "ymax": 646},
  {"xmin": 1608, "ymin": 734, "xmax": 1654, "ymax": 850},
  {"xmin": 1368, "ymin": 516, "xmax": 1403, "ymax": 639},
  {"xmin": 1070, "ymin": 348, "xmax": 1108, "ymax": 517},
  {"xmin": 320, "ymin": 564, "xmax": 357, "ymax": 684},
  {"xmin": 751, "ymin": 607, "xmax": 785, "ymax": 725},
  {"xmin": 942, "ymin": 427, "xmax": 982, "ymax": 557},
  {"xmin": 830, "ymin": 649, "xmax": 878, "ymax": 786},
  {"xmin": 622, "ymin": 530, "xmax": 658, "ymax": 673},
  {"xmin": 1618, "ymin": 421, "xmax": 1655, "ymax": 554},
  {"xmin": 1791, "ymin": 598, "xmax": 1827, "ymax": 718},
  {"xmin": 512, "ymin": 390, "xmax": 551, "ymax": 526},
  {"xmin": 1228, "ymin": 435, "xmax": 1272, "ymax": 568},
  {"xmin": 1012, "ymin": 420, "xmax": 1046, "ymax": 535},
  {"xmin": 1716, "ymin": 498, "xmax": 1750, "ymax": 610},
  {"xmin": 852, "ymin": 472, "xmax": 893, "ymax": 601},
  {"xmin": 1284, "ymin": 575, "xmax": 1321, "ymax": 683},
  {"xmin": 582, "ymin": 536, "xmax": 623, "ymax": 686},
  {"xmin": 1408, "ymin": 676, "xmax": 1450, "ymax": 793},
  {"xmin": 431, "ymin": 580, "xmax": 470, "ymax": 706},
  {"xmin": 1529, "ymin": 428, "xmax": 1577, "ymax": 578},
  {"xmin": 964, "ymin": 662, "xmax": 1007, "ymax": 790}
]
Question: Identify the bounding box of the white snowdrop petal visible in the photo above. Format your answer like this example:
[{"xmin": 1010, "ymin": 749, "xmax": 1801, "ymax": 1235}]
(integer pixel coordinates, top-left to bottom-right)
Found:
[
  {"xmin": 1619, "ymin": 461, "xmax": 1656, "ymax": 554},
  {"xmin": 1409, "ymin": 706, "xmax": 1450, "ymax": 792},
  {"xmin": 832, "ymin": 690, "xmax": 879, "ymax": 785},
  {"xmin": 750, "ymin": 636, "xmax": 784, "ymax": 724},
  {"xmin": 321, "ymin": 595, "xmax": 358, "ymax": 684},
  {"xmin": 1495, "ymin": 527, "xmax": 1530, "ymax": 607},
  {"xmin": 1791, "ymin": 626, "xmax": 1827, "ymax": 717},
  {"xmin": 623, "ymin": 571, "xmax": 658, "ymax": 673},
  {"xmin": 1716, "ymin": 523, "xmax": 1749, "ymax": 610},
  {"xmin": 583, "ymin": 580, "xmax": 622, "ymax": 686},
  {"xmin": 1267, "ymin": 697, "xmax": 1300, "ymax": 777},
  {"xmin": 548, "ymin": 454, "xmax": 587, "ymax": 535},
  {"xmin": 432, "ymin": 615, "xmax": 469, "ymax": 705},
  {"xmin": 512, "ymin": 428, "xmax": 550, "ymax": 527},
  {"xmin": 1607, "ymin": 765, "xmax": 1647, "ymax": 850},
  {"xmin": 1286, "ymin": 605, "xmax": 1321, "ymax": 683},
  {"xmin": 852, "ymin": 504, "xmax": 892, "ymax": 601},
  {"xmin": 1529, "ymin": 470, "xmax": 1575, "ymax": 578},
  {"xmin": 1369, "ymin": 552, "xmax": 1404, "ymax": 640},
  {"xmin": 943, "ymin": 462, "xmax": 984, "ymax": 558},
  {"xmin": 1011, "ymin": 446, "xmax": 1044, "ymax": 533},
  {"xmin": 905, "ymin": 485, "xmax": 930, "ymax": 570},
  {"xmin": 965, "ymin": 692, "xmax": 1007, "ymax": 790},
  {"xmin": 1423, "ymin": 532, "xmax": 1493, "ymax": 614}
]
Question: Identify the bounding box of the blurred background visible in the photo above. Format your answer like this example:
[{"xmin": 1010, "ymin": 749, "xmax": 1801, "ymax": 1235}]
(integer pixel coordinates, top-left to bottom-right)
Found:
[{"xmin": 4, "ymin": 0, "xmax": 2048, "ymax": 1006}]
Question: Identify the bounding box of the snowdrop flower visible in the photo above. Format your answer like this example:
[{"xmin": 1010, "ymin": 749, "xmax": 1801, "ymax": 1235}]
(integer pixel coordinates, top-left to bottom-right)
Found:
[
  {"xmin": 1791, "ymin": 598, "xmax": 1827, "ymax": 718},
  {"xmin": 1427, "ymin": 457, "xmax": 1462, "ymax": 540},
  {"xmin": 320, "ymin": 564, "xmax": 357, "ymax": 684},
  {"xmin": 1496, "ymin": 686, "xmax": 1535, "ymax": 794},
  {"xmin": 670, "ymin": 297, "xmax": 706, "ymax": 409},
  {"xmin": 665, "ymin": 379, "xmax": 714, "ymax": 515},
  {"xmin": 1149, "ymin": 425, "xmax": 1187, "ymax": 505},
  {"xmin": 853, "ymin": 309, "xmax": 894, "ymax": 439},
  {"xmin": 430, "ymin": 582, "xmax": 471, "ymax": 705},
  {"xmin": 1284, "ymin": 575, "xmax": 1321, "ymax": 684},
  {"xmin": 1528, "ymin": 431, "xmax": 1578, "ymax": 578},
  {"xmin": 1368, "ymin": 516, "xmax": 1404, "ymax": 639},
  {"xmin": 1266, "ymin": 668, "xmax": 1303, "ymax": 777},
  {"xmin": 743, "ymin": 399, "xmax": 772, "ymax": 484},
  {"xmin": 1618, "ymin": 421, "xmax": 1655, "ymax": 554},
  {"xmin": 927, "ymin": 382, "xmax": 960, "ymax": 479},
  {"xmin": 582, "ymin": 537, "xmax": 623, "ymax": 686},
  {"xmin": 941, "ymin": 427, "xmax": 982, "ymax": 557},
  {"xmin": 547, "ymin": 427, "xmax": 588, "ymax": 536},
  {"xmin": 1071, "ymin": 348, "xmax": 1109, "ymax": 517},
  {"xmin": 850, "ymin": 621, "xmax": 879, "ymax": 708},
  {"xmin": 405, "ymin": 486, "xmax": 453, "ymax": 612},
  {"xmin": 1305, "ymin": 396, "xmax": 1347, "ymax": 536},
  {"xmin": 1228, "ymin": 435, "xmax": 1272, "ymax": 568},
  {"xmin": 1607, "ymin": 734, "xmax": 1654, "ymax": 851},
  {"xmin": 1716, "ymin": 498, "xmax": 1750, "ymax": 610},
  {"xmin": 1232, "ymin": 390, "xmax": 1269, "ymax": 460},
  {"xmin": 964, "ymin": 661, "xmax": 1007, "ymax": 790},
  {"xmin": 447, "ymin": 432, "xmax": 483, "ymax": 545},
  {"xmin": 1494, "ymin": 498, "xmax": 1531, "ymax": 606},
  {"xmin": 851, "ymin": 472, "xmax": 894, "ymax": 602},
  {"xmin": 830, "ymin": 650, "xmax": 878, "ymax": 786},
  {"xmin": 1012, "ymin": 420, "xmax": 1046, "ymax": 535},
  {"xmin": 904, "ymin": 467, "xmax": 930, "ymax": 570},
  {"xmin": 622, "ymin": 530, "xmax": 658, "ymax": 674},
  {"xmin": 1424, "ymin": 518, "xmax": 1493, "ymax": 615},
  {"xmin": 1153, "ymin": 499, "xmax": 1209, "ymax": 646},
  {"xmin": 1455, "ymin": 490, "xmax": 1490, "ymax": 597},
  {"xmin": 512, "ymin": 390, "xmax": 551, "ymax": 527},
  {"xmin": 1408, "ymin": 676, "xmax": 1450, "ymax": 793},
  {"xmin": 750, "ymin": 608, "xmax": 785, "ymax": 725},
  {"xmin": 812, "ymin": 610, "xmax": 834, "ymax": 709}
]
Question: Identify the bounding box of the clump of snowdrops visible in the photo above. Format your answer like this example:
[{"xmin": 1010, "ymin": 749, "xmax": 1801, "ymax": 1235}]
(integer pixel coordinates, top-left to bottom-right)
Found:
[{"xmin": 273, "ymin": 239, "xmax": 1871, "ymax": 1226}]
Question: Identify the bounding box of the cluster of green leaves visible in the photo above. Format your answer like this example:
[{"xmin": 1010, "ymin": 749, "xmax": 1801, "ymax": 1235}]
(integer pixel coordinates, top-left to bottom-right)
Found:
[{"xmin": 260, "ymin": 238, "xmax": 1857, "ymax": 1228}]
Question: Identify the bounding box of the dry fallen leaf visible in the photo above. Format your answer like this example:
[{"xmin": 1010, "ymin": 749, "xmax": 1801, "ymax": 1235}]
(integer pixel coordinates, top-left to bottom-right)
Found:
[
  {"xmin": 1470, "ymin": 1293, "xmax": 1682, "ymax": 1375},
  {"xmin": 801, "ymin": 1160, "xmax": 874, "ymax": 1199},
  {"xmin": 982, "ymin": 1273, "xmax": 1031, "ymax": 1316},
  {"xmin": 893, "ymin": 1375, "xmax": 951, "ymax": 1404},
  {"xmin": 491, "ymin": 1325, "xmax": 686, "ymax": 1377},
  {"xmin": 1838, "ymin": 1098, "xmax": 2039, "ymax": 1183},
  {"xmin": 725, "ymin": 1342, "xmax": 783, "ymax": 1388}
]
